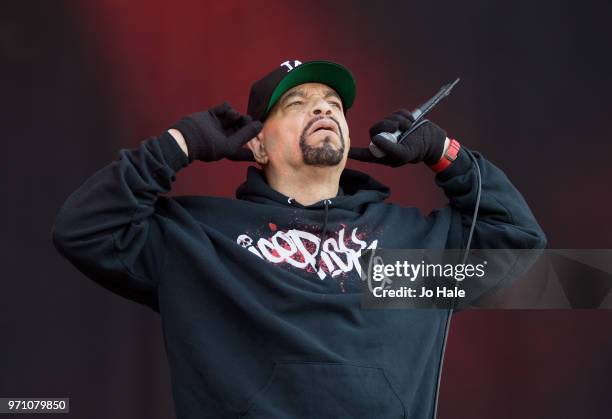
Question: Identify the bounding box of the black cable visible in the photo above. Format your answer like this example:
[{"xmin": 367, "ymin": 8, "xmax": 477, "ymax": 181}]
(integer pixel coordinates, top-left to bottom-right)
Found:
[{"xmin": 431, "ymin": 148, "xmax": 482, "ymax": 418}]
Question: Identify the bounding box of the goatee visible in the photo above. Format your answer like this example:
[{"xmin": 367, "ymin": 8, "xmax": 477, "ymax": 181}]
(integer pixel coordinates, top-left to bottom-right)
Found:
[{"xmin": 300, "ymin": 118, "xmax": 345, "ymax": 166}]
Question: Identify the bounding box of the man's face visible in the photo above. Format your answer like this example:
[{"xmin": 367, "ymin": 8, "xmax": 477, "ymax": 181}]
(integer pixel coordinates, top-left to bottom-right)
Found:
[{"xmin": 257, "ymin": 82, "xmax": 350, "ymax": 169}]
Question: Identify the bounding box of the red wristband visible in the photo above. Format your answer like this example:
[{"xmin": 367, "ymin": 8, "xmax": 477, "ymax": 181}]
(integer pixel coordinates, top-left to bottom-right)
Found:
[{"xmin": 428, "ymin": 138, "xmax": 461, "ymax": 173}]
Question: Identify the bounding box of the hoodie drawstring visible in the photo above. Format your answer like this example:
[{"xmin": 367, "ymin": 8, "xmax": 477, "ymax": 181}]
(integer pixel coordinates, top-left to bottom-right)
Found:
[
  {"xmin": 315, "ymin": 199, "xmax": 331, "ymax": 273},
  {"xmin": 319, "ymin": 199, "xmax": 330, "ymax": 247}
]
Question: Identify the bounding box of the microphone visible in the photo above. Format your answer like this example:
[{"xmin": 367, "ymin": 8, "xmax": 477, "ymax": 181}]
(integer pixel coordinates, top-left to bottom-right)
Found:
[{"xmin": 368, "ymin": 78, "xmax": 461, "ymax": 158}]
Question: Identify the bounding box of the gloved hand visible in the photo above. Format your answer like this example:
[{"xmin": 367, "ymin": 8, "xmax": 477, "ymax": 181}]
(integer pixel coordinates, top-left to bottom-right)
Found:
[
  {"xmin": 348, "ymin": 109, "xmax": 447, "ymax": 167},
  {"xmin": 170, "ymin": 102, "xmax": 262, "ymax": 162}
]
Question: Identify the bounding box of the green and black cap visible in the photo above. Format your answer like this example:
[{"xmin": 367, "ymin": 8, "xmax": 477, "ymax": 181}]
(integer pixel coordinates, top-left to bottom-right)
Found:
[{"xmin": 247, "ymin": 59, "xmax": 356, "ymax": 122}]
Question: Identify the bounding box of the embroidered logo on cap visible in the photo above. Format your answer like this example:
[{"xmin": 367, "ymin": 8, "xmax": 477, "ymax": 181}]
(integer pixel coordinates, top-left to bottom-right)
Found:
[{"xmin": 280, "ymin": 60, "xmax": 302, "ymax": 72}]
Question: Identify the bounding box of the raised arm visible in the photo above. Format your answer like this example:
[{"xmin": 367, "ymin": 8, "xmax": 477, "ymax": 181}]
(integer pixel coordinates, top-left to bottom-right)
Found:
[
  {"xmin": 51, "ymin": 103, "xmax": 261, "ymax": 311},
  {"xmin": 434, "ymin": 146, "xmax": 546, "ymax": 250},
  {"xmin": 52, "ymin": 132, "xmax": 188, "ymax": 311},
  {"xmin": 348, "ymin": 109, "xmax": 546, "ymax": 250}
]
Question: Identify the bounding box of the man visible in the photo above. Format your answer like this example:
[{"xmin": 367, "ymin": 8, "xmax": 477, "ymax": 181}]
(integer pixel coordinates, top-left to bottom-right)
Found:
[{"xmin": 52, "ymin": 59, "xmax": 546, "ymax": 418}]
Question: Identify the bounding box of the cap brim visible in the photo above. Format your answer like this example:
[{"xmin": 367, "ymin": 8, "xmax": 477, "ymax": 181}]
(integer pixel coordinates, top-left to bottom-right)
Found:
[{"xmin": 264, "ymin": 61, "xmax": 356, "ymax": 119}]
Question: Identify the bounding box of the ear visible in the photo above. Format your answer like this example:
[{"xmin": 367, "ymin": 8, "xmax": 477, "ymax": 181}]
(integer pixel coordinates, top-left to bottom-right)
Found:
[{"xmin": 246, "ymin": 131, "xmax": 269, "ymax": 165}]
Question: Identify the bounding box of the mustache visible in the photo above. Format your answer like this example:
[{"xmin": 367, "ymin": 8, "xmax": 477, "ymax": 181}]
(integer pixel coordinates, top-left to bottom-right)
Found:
[{"xmin": 302, "ymin": 115, "xmax": 342, "ymax": 137}]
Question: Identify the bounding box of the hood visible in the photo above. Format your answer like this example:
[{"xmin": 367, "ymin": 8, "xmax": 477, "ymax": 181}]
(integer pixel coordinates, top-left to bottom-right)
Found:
[{"xmin": 235, "ymin": 166, "xmax": 390, "ymax": 212}]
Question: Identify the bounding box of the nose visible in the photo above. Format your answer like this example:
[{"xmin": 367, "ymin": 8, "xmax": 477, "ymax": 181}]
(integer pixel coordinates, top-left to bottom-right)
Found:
[{"xmin": 310, "ymin": 96, "xmax": 333, "ymax": 117}]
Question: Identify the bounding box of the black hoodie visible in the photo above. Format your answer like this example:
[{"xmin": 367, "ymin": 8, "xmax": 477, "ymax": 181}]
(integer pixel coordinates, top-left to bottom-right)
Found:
[{"xmin": 52, "ymin": 131, "xmax": 546, "ymax": 419}]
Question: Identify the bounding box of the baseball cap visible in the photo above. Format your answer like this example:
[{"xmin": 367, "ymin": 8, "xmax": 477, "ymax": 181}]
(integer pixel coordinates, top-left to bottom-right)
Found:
[{"xmin": 247, "ymin": 59, "xmax": 356, "ymax": 122}]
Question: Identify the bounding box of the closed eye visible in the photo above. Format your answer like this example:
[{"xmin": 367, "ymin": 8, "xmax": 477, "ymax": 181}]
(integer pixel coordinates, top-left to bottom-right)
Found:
[{"xmin": 288, "ymin": 101, "xmax": 303, "ymax": 107}]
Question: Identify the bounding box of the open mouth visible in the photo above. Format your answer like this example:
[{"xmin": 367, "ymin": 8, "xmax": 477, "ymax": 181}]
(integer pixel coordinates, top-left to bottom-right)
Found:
[{"xmin": 308, "ymin": 119, "xmax": 339, "ymax": 136}]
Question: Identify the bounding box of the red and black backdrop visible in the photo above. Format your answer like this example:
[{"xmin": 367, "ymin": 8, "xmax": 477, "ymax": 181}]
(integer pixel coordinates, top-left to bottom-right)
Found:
[{"xmin": 2, "ymin": 1, "xmax": 611, "ymax": 418}]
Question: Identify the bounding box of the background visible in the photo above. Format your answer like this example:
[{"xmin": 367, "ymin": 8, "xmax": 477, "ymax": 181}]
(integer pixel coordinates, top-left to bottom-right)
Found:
[{"xmin": 2, "ymin": 1, "xmax": 611, "ymax": 418}]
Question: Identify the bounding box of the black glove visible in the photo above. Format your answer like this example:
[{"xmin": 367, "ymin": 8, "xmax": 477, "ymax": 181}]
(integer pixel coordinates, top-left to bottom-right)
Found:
[
  {"xmin": 348, "ymin": 109, "xmax": 447, "ymax": 167},
  {"xmin": 171, "ymin": 102, "xmax": 262, "ymax": 162}
]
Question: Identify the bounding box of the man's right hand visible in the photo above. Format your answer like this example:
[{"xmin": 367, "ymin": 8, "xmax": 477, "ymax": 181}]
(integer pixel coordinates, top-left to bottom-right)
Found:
[{"xmin": 169, "ymin": 102, "xmax": 263, "ymax": 162}]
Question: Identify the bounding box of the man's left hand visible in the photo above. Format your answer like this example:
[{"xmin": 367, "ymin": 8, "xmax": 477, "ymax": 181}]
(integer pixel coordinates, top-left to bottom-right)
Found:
[{"xmin": 348, "ymin": 109, "xmax": 448, "ymax": 167}]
